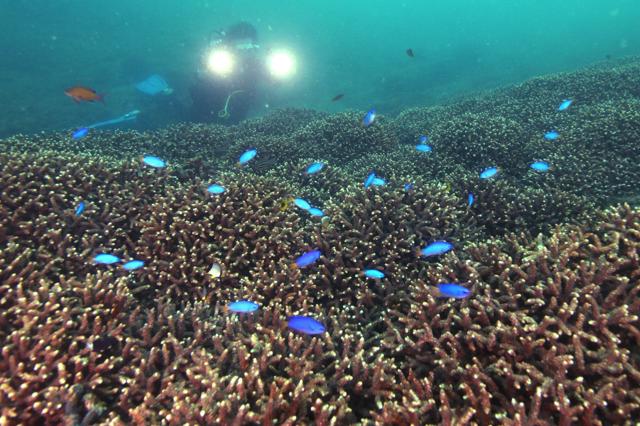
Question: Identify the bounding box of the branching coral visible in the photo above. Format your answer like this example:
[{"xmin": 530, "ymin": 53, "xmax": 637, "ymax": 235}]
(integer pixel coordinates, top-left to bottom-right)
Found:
[{"xmin": 2, "ymin": 59, "xmax": 640, "ymax": 425}]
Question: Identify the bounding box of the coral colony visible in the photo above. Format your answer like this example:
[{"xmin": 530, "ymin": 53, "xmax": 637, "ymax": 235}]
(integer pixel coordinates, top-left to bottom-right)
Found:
[{"xmin": 1, "ymin": 59, "xmax": 640, "ymax": 424}]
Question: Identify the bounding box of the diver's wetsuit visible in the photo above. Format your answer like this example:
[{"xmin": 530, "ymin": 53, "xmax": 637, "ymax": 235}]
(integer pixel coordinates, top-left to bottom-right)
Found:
[
  {"xmin": 189, "ymin": 23, "xmax": 262, "ymax": 125},
  {"xmin": 190, "ymin": 75, "xmax": 258, "ymax": 124}
]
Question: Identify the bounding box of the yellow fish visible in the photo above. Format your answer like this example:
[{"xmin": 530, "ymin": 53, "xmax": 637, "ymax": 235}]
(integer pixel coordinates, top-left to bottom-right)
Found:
[{"xmin": 279, "ymin": 197, "xmax": 294, "ymax": 212}]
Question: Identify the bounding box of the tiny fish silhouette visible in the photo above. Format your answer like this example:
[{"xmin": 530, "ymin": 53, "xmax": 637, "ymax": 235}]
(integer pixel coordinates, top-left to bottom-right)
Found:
[
  {"xmin": 87, "ymin": 335, "xmax": 119, "ymax": 354},
  {"xmin": 406, "ymin": 48, "xmax": 415, "ymax": 57},
  {"xmin": 331, "ymin": 94, "xmax": 344, "ymax": 102}
]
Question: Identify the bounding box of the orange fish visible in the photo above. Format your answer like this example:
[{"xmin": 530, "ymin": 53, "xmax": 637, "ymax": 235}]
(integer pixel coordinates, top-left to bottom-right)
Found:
[{"xmin": 65, "ymin": 86, "xmax": 105, "ymax": 103}]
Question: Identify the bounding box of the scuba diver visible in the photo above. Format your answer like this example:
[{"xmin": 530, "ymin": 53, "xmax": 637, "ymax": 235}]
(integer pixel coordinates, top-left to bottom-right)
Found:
[{"xmin": 190, "ymin": 22, "xmax": 296, "ymax": 124}]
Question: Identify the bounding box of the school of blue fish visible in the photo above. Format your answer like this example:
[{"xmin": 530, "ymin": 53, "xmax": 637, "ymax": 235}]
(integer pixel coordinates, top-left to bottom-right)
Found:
[{"xmin": 79, "ymin": 99, "xmax": 572, "ymax": 337}]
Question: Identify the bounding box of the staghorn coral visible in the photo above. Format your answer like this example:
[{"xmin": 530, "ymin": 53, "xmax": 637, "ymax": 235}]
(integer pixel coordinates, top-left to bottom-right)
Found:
[
  {"xmin": 0, "ymin": 148, "xmax": 640, "ymax": 424},
  {"xmin": 458, "ymin": 177, "xmax": 596, "ymax": 236},
  {"xmin": 133, "ymin": 174, "xmax": 317, "ymax": 306},
  {"xmin": 2, "ymin": 58, "xmax": 640, "ymax": 425},
  {"xmin": 0, "ymin": 272, "xmax": 136, "ymax": 424},
  {"xmin": 380, "ymin": 203, "xmax": 640, "ymax": 424},
  {"xmin": 288, "ymin": 111, "xmax": 399, "ymax": 164},
  {"xmin": 4, "ymin": 57, "xmax": 640, "ymax": 208},
  {"xmin": 429, "ymin": 112, "xmax": 534, "ymax": 173},
  {"xmin": 1, "ymin": 144, "xmax": 639, "ymax": 424}
]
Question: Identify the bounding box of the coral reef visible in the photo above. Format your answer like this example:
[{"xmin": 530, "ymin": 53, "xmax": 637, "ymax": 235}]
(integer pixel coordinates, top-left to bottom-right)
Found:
[{"xmin": 2, "ymin": 58, "xmax": 640, "ymax": 425}]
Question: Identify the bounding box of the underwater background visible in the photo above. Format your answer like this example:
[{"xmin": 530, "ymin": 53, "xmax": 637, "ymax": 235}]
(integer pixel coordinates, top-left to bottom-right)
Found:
[
  {"xmin": 2, "ymin": 0, "xmax": 640, "ymax": 136},
  {"xmin": 1, "ymin": 1, "xmax": 640, "ymax": 425}
]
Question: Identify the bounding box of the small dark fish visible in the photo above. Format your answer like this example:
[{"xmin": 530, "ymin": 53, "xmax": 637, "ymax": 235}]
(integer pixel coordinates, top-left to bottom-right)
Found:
[
  {"xmin": 406, "ymin": 48, "xmax": 415, "ymax": 58},
  {"xmin": 87, "ymin": 335, "xmax": 119, "ymax": 354},
  {"xmin": 331, "ymin": 94, "xmax": 344, "ymax": 102}
]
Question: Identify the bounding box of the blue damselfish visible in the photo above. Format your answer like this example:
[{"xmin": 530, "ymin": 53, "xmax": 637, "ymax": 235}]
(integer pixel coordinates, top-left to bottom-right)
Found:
[
  {"xmin": 287, "ymin": 315, "xmax": 326, "ymax": 335},
  {"xmin": 227, "ymin": 300, "xmax": 260, "ymax": 313},
  {"xmin": 292, "ymin": 250, "xmax": 321, "ymax": 268},
  {"xmin": 142, "ymin": 155, "xmax": 166, "ymax": 168},
  {"xmin": 436, "ymin": 283, "xmax": 471, "ymax": 299},
  {"xmin": 122, "ymin": 260, "xmax": 145, "ymax": 271},
  {"xmin": 419, "ymin": 241, "xmax": 454, "ymax": 257},
  {"xmin": 94, "ymin": 253, "xmax": 121, "ymax": 265}
]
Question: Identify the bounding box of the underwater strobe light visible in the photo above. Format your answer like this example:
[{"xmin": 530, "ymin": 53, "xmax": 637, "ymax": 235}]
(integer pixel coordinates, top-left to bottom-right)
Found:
[
  {"xmin": 206, "ymin": 49, "xmax": 235, "ymax": 77},
  {"xmin": 266, "ymin": 49, "xmax": 297, "ymax": 79}
]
